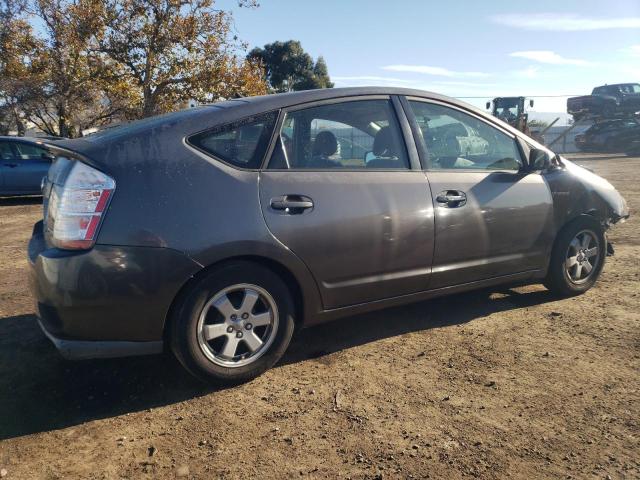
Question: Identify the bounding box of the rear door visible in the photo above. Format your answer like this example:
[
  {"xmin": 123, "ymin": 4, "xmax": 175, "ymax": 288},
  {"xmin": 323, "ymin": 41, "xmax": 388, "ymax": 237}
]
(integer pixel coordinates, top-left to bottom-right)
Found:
[
  {"xmin": 259, "ymin": 97, "xmax": 435, "ymax": 310},
  {"xmin": 404, "ymin": 98, "xmax": 554, "ymax": 289}
]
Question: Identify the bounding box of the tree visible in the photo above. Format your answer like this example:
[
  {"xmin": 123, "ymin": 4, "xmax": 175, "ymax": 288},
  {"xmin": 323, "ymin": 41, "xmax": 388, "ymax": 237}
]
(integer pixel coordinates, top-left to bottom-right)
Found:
[
  {"xmin": 294, "ymin": 56, "xmax": 334, "ymax": 91},
  {"xmin": 248, "ymin": 40, "xmax": 333, "ymax": 92},
  {"xmin": 0, "ymin": 0, "xmax": 38, "ymax": 135},
  {"xmin": 528, "ymin": 119, "xmax": 550, "ymax": 129},
  {"xmin": 0, "ymin": 0, "xmax": 267, "ymax": 136},
  {"xmin": 1, "ymin": 0, "xmax": 137, "ymax": 137},
  {"xmin": 99, "ymin": 0, "xmax": 268, "ymax": 118},
  {"xmin": 27, "ymin": 0, "xmax": 138, "ymax": 137},
  {"xmin": 312, "ymin": 56, "xmax": 333, "ymax": 88}
]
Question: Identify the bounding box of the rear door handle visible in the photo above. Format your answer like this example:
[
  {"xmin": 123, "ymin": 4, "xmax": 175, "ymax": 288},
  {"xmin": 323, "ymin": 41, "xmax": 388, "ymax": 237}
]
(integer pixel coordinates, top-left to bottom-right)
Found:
[
  {"xmin": 270, "ymin": 195, "xmax": 314, "ymax": 213},
  {"xmin": 436, "ymin": 190, "xmax": 467, "ymax": 207}
]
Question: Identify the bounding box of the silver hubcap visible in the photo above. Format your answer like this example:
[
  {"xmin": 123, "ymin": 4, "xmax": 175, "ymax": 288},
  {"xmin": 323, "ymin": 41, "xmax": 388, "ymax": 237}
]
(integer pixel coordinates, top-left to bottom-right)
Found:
[
  {"xmin": 196, "ymin": 284, "xmax": 278, "ymax": 367},
  {"xmin": 565, "ymin": 230, "xmax": 599, "ymax": 284}
]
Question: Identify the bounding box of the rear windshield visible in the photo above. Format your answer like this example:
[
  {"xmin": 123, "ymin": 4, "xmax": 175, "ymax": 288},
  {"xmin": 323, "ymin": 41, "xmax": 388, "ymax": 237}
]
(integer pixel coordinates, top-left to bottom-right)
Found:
[{"xmin": 187, "ymin": 111, "xmax": 278, "ymax": 169}]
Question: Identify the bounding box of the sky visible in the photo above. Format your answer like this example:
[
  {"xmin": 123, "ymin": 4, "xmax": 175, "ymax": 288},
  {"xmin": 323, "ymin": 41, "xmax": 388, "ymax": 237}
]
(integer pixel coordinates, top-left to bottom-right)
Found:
[{"xmin": 221, "ymin": 0, "xmax": 640, "ymax": 122}]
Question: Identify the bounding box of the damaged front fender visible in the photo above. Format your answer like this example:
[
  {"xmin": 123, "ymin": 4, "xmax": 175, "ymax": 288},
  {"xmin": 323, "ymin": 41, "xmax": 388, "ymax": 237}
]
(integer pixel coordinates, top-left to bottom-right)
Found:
[{"xmin": 543, "ymin": 158, "xmax": 630, "ymax": 231}]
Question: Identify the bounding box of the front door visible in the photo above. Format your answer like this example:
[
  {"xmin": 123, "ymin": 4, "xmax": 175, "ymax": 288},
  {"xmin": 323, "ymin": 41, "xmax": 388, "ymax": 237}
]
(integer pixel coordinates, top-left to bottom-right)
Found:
[
  {"xmin": 405, "ymin": 98, "xmax": 555, "ymax": 289},
  {"xmin": 259, "ymin": 98, "xmax": 435, "ymax": 309},
  {"xmin": 1, "ymin": 141, "xmax": 52, "ymax": 194},
  {"xmin": 0, "ymin": 140, "xmax": 16, "ymax": 193}
]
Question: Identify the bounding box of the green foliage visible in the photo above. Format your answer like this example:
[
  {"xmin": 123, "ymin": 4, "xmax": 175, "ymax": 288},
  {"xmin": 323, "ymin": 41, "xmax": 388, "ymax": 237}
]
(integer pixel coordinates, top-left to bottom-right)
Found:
[
  {"xmin": 99, "ymin": 0, "xmax": 268, "ymax": 118},
  {"xmin": 528, "ymin": 119, "xmax": 550, "ymax": 129},
  {"xmin": 248, "ymin": 40, "xmax": 333, "ymax": 92}
]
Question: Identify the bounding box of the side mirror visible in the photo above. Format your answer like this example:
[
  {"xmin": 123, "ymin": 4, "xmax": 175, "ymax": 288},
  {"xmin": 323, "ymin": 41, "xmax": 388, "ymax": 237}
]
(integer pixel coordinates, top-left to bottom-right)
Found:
[
  {"xmin": 529, "ymin": 99, "xmax": 534, "ymax": 108},
  {"xmin": 485, "ymin": 101, "xmax": 491, "ymax": 110},
  {"xmin": 528, "ymin": 148, "xmax": 551, "ymax": 171}
]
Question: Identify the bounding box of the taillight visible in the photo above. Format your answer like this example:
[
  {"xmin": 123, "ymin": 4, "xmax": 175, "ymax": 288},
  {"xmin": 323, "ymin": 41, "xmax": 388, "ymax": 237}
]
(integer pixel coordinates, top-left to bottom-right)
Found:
[{"xmin": 48, "ymin": 161, "xmax": 115, "ymax": 250}]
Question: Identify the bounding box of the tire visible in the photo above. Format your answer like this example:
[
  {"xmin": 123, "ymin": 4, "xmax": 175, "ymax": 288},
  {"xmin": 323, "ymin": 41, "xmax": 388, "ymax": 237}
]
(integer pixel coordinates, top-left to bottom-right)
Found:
[
  {"xmin": 544, "ymin": 216, "xmax": 606, "ymax": 297},
  {"xmin": 170, "ymin": 261, "xmax": 296, "ymax": 385}
]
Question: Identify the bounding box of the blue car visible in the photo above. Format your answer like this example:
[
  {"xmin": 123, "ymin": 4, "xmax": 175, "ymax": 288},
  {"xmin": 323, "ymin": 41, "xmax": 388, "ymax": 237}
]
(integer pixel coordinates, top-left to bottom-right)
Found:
[{"xmin": 0, "ymin": 136, "xmax": 57, "ymax": 196}]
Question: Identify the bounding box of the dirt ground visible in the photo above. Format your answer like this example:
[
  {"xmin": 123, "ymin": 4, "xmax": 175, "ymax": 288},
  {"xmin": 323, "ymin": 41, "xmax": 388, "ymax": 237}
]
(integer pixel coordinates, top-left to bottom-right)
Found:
[{"xmin": 0, "ymin": 153, "xmax": 638, "ymax": 479}]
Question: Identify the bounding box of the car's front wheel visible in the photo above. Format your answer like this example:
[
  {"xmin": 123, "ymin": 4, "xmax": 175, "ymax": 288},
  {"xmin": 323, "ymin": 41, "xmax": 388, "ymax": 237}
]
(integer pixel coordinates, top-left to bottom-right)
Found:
[
  {"xmin": 170, "ymin": 261, "xmax": 296, "ymax": 384},
  {"xmin": 544, "ymin": 217, "xmax": 606, "ymax": 296}
]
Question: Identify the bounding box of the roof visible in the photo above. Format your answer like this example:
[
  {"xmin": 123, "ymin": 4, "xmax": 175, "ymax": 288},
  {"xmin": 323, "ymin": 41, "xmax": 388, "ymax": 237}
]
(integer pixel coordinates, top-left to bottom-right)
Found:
[
  {"xmin": 597, "ymin": 83, "xmax": 640, "ymax": 88},
  {"xmin": 75, "ymin": 87, "xmax": 480, "ymax": 143},
  {"xmin": 39, "ymin": 87, "xmax": 518, "ymax": 160},
  {"xmin": 0, "ymin": 136, "xmax": 61, "ymax": 144},
  {"xmin": 216, "ymin": 86, "xmax": 456, "ymax": 110}
]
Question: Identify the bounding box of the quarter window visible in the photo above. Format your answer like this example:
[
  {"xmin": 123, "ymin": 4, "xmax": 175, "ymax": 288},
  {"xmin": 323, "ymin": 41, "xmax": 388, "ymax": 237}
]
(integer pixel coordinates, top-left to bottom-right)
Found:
[
  {"xmin": 408, "ymin": 101, "xmax": 523, "ymax": 171},
  {"xmin": 268, "ymin": 99, "xmax": 409, "ymax": 170},
  {"xmin": 188, "ymin": 111, "xmax": 277, "ymax": 169}
]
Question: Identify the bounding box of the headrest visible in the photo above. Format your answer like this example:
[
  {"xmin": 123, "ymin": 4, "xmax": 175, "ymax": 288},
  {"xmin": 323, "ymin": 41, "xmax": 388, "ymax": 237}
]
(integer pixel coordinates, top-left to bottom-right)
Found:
[
  {"xmin": 373, "ymin": 126, "xmax": 398, "ymax": 157},
  {"xmin": 312, "ymin": 131, "xmax": 338, "ymax": 157},
  {"xmin": 443, "ymin": 131, "xmax": 461, "ymax": 156}
]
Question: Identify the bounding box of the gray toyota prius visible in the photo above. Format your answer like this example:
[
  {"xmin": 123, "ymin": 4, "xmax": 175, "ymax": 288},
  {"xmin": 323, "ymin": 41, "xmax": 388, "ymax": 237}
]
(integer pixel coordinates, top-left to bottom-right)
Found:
[{"xmin": 28, "ymin": 87, "xmax": 629, "ymax": 384}]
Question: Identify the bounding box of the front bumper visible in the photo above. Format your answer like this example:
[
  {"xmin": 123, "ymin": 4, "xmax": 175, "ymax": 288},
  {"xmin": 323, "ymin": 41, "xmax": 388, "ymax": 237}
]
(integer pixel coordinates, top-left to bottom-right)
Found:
[{"xmin": 28, "ymin": 221, "xmax": 202, "ymax": 359}]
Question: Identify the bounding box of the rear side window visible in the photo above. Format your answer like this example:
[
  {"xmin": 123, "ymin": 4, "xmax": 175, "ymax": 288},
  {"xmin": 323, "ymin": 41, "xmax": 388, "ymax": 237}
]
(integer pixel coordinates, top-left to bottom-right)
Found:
[
  {"xmin": 188, "ymin": 111, "xmax": 277, "ymax": 169},
  {"xmin": 268, "ymin": 99, "xmax": 409, "ymax": 170}
]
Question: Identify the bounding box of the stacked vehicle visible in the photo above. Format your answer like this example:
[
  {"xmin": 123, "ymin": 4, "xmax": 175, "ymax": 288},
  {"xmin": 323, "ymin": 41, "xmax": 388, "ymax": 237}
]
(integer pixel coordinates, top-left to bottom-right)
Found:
[
  {"xmin": 568, "ymin": 83, "xmax": 640, "ymax": 155},
  {"xmin": 574, "ymin": 118, "xmax": 640, "ymax": 153},
  {"xmin": 568, "ymin": 83, "xmax": 640, "ymax": 121}
]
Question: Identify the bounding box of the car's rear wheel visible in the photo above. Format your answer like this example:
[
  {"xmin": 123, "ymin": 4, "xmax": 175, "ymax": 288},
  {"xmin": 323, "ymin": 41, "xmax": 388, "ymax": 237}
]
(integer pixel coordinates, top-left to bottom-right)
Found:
[
  {"xmin": 170, "ymin": 261, "xmax": 295, "ymax": 384},
  {"xmin": 544, "ymin": 217, "xmax": 606, "ymax": 296}
]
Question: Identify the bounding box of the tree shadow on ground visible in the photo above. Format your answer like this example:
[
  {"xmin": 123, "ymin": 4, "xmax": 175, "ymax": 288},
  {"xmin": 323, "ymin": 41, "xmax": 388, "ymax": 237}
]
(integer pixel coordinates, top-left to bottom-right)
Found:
[{"xmin": 0, "ymin": 287, "xmax": 559, "ymax": 440}]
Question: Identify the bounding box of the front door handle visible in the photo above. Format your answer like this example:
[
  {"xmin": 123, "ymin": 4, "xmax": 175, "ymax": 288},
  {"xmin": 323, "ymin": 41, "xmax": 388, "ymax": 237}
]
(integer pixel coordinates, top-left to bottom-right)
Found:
[
  {"xmin": 3, "ymin": 163, "xmax": 18, "ymax": 168},
  {"xmin": 436, "ymin": 190, "xmax": 467, "ymax": 208},
  {"xmin": 270, "ymin": 195, "xmax": 314, "ymax": 213}
]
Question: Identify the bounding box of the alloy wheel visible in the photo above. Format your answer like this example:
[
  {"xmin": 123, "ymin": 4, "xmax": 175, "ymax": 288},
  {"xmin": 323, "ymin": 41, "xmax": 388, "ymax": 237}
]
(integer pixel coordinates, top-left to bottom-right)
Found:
[
  {"xmin": 196, "ymin": 283, "xmax": 278, "ymax": 367},
  {"xmin": 565, "ymin": 230, "xmax": 600, "ymax": 284}
]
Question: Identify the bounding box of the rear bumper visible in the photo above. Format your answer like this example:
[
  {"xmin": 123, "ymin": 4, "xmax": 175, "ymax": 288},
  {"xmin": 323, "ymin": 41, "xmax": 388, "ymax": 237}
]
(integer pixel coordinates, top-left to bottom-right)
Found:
[
  {"xmin": 38, "ymin": 318, "xmax": 163, "ymax": 359},
  {"xmin": 28, "ymin": 221, "xmax": 202, "ymax": 356}
]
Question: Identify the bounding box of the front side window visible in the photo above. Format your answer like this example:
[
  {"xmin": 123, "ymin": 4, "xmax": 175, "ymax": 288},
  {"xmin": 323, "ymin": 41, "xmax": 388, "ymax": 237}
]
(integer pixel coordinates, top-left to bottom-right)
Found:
[
  {"xmin": 188, "ymin": 111, "xmax": 277, "ymax": 169},
  {"xmin": 408, "ymin": 101, "xmax": 523, "ymax": 171},
  {"xmin": 268, "ymin": 99, "xmax": 409, "ymax": 170}
]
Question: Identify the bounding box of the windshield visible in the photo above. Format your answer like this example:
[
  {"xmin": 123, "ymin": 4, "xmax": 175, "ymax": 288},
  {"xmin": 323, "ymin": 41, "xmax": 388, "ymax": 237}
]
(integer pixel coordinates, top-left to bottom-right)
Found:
[{"xmin": 493, "ymin": 98, "xmax": 522, "ymax": 121}]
